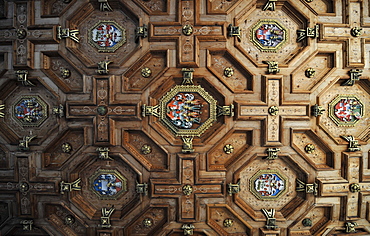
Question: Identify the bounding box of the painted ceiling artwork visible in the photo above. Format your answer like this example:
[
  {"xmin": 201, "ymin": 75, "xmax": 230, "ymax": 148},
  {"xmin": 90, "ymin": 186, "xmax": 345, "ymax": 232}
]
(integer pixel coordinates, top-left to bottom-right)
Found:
[
  {"xmin": 251, "ymin": 19, "xmax": 287, "ymax": 52},
  {"xmin": 13, "ymin": 96, "xmax": 47, "ymax": 126},
  {"xmin": 250, "ymin": 170, "xmax": 287, "ymax": 200},
  {"xmin": 329, "ymin": 95, "xmax": 364, "ymax": 126},
  {"xmin": 89, "ymin": 20, "xmax": 126, "ymax": 52},
  {"xmin": 90, "ymin": 170, "xmax": 127, "ymax": 200}
]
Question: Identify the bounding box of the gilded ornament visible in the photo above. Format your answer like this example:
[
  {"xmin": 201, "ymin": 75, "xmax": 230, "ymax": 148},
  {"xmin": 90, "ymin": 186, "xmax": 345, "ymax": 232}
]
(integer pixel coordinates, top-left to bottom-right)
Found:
[
  {"xmin": 297, "ymin": 25, "xmax": 319, "ymax": 42},
  {"xmin": 223, "ymin": 218, "xmax": 234, "ymax": 228},
  {"xmin": 182, "ymin": 184, "xmax": 193, "ymax": 195},
  {"xmin": 135, "ymin": 24, "xmax": 148, "ymax": 42},
  {"xmin": 305, "ymin": 68, "xmax": 315, "ymax": 78},
  {"xmin": 224, "ymin": 67, "xmax": 234, "ymax": 77},
  {"xmin": 182, "ymin": 136, "xmax": 194, "ymax": 153},
  {"xmin": 262, "ymin": 0, "xmax": 277, "ymax": 11},
  {"xmin": 227, "ymin": 181, "xmax": 240, "ymax": 196},
  {"xmin": 141, "ymin": 67, "xmax": 152, "ymax": 78},
  {"xmin": 97, "ymin": 60, "xmax": 112, "ymax": 75},
  {"xmin": 65, "ymin": 215, "xmax": 75, "ymax": 225},
  {"xmin": 341, "ymin": 135, "xmax": 361, "ymax": 152},
  {"xmin": 61, "ymin": 143, "xmax": 72, "ymax": 153},
  {"xmin": 268, "ymin": 106, "xmax": 279, "ymax": 116},
  {"xmin": 98, "ymin": 0, "xmax": 113, "ymax": 11},
  {"xmin": 302, "ymin": 218, "xmax": 312, "ymax": 227},
  {"xmin": 16, "ymin": 70, "xmax": 34, "ymax": 86},
  {"xmin": 52, "ymin": 104, "xmax": 64, "ymax": 118},
  {"xmin": 227, "ymin": 24, "xmax": 241, "ymax": 42},
  {"xmin": 217, "ymin": 104, "xmax": 234, "ymax": 117},
  {"xmin": 311, "ymin": 104, "xmax": 325, "ymax": 117},
  {"xmin": 100, "ymin": 207, "xmax": 115, "ymax": 228},
  {"xmin": 342, "ymin": 69, "xmax": 362, "ymax": 86},
  {"xmin": 20, "ymin": 220, "xmax": 33, "ymax": 231},
  {"xmin": 350, "ymin": 183, "xmax": 361, "ymax": 193},
  {"xmin": 18, "ymin": 135, "xmax": 37, "ymax": 151},
  {"xmin": 0, "ymin": 104, "xmax": 5, "ymax": 118},
  {"xmin": 345, "ymin": 222, "xmax": 358, "ymax": 233},
  {"xmin": 57, "ymin": 26, "xmax": 79, "ymax": 43},
  {"xmin": 136, "ymin": 181, "xmax": 148, "ymax": 195},
  {"xmin": 223, "ymin": 144, "xmax": 234, "ymax": 154},
  {"xmin": 182, "ymin": 24, "xmax": 193, "ymax": 36},
  {"xmin": 97, "ymin": 105, "xmax": 108, "ymax": 116},
  {"xmin": 142, "ymin": 218, "xmax": 153, "ymax": 228},
  {"xmin": 60, "ymin": 178, "xmax": 81, "ymax": 194},
  {"xmin": 96, "ymin": 147, "xmax": 112, "ymax": 160},
  {"xmin": 182, "ymin": 224, "xmax": 195, "ymax": 236},
  {"xmin": 19, "ymin": 182, "xmax": 29, "ymax": 193},
  {"xmin": 304, "ymin": 144, "xmax": 315, "ymax": 154},
  {"xmin": 17, "ymin": 29, "xmax": 27, "ymax": 39},
  {"xmin": 181, "ymin": 68, "xmax": 195, "ymax": 85},
  {"xmin": 141, "ymin": 144, "xmax": 152, "ymax": 155},
  {"xmin": 266, "ymin": 148, "xmax": 280, "ymax": 160},
  {"xmin": 351, "ymin": 27, "xmax": 363, "ymax": 37},
  {"xmin": 296, "ymin": 179, "xmax": 318, "ymax": 195},
  {"xmin": 262, "ymin": 208, "xmax": 278, "ymax": 230},
  {"xmin": 60, "ymin": 67, "xmax": 71, "ymax": 78},
  {"xmin": 264, "ymin": 61, "xmax": 280, "ymax": 73}
]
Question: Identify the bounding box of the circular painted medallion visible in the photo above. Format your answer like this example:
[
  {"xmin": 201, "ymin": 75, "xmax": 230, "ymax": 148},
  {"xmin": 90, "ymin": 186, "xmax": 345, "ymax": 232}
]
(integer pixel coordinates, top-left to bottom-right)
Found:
[
  {"xmin": 328, "ymin": 95, "xmax": 364, "ymax": 126},
  {"xmin": 89, "ymin": 21, "xmax": 126, "ymax": 53},
  {"xmin": 250, "ymin": 170, "xmax": 287, "ymax": 200},
  {"xmin": 90, "ymin": 169, "xmax": 127, "ymax": 200},
  {"xmin": 251, "ymin": 19, "xmax": 287, "ymax": 52},
  {"xmin": 13, "ymin": 96, "xmax": 48, "ymax": 127}
]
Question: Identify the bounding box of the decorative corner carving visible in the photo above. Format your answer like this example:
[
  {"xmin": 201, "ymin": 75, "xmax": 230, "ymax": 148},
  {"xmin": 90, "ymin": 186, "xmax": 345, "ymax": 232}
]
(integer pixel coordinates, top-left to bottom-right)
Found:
[
  {"xmin": 297, "ymin": 25, "xmax": 319, "ymax": 42},
  {"xmin": 341, "ymin": 135, "xmax": 361, "ymax": 152},
  {"xmin": 217, "ymin": 104, "xmax": 234, "ymax": 117},
  {"xmin": 142, "ymin": 104, "xmax": 160, "ymax": 118},
  {"xmin": 97, "ymin": 60, "xmax": 112, "ymax": 75},
  {"xmin": 96, "ymin": 147, "xmax": 113, "ymax": 160},
  {"xmin": 56, "ymin": 26, "xmax": 79, "ymax": 43},
  {"xmin": 181, "ymin": 68, "xmax": 195, "ymax": 85},
  {"xmin": 227, "ymin": 181, "xmax": 240, "ymax": 196},
  {"xmin": 135, "ymin": 24, "xmax": 148, "ymax": 43},
  {"xmin": 227, "ymin": 24, "xmax": 241, "ymax": 42},
  {"xmin": 342, "ymin": 69, "xmax": 362, "ymax": 86},
  {"xmin": 100, "ymin": 207, "xmax": 115, "ymax": 228},
  {"xmin": 52, "ymin": 104, "xmax": 64, "ymax": 118},
  {"xmin": 136, "ymin": 181, "xmax": 148, "ymax": 196},
  {"xmin": 311, "ymin": 104, "xmax": 325, "ymax": 117},
  {"xmin": 182, "ymin": 136, "xmax": 194, "ymax": 153},
  {"xmin": 60, "ymin": 178, "xmax": 82, "ymax": 194},
  {"xmin": 0, "ymin": 104, "xmax": 4, "ymax": 118},
  {"xmin": 350, "ymin": 183, "xmax": 361, "ymax": 193},
  {"xmin": 266, "ymin": 148, "xmax": 280, "ymax": 160},
  {"xmin": 98, "ymin": 0, "xmax": 113, "ymax": 11},
  {"xmin": 264, "ymin": 61, "xmax": 280, "ymax": 74},
  {"xmin": 20, "ymin": 219, "xmax": 33, "ymax": 231},
  {"xmin": 296, "ymin": 179, "xmax": 318, "ymax": 195},
  {"xmin": 262, "ymin": 208, "xmax": 278, "ymax": 230},
  {"xmin": 182, "ymin": 224, "xmax": 195, "ymax": 236},
  {"xmin": 16, "ymin": 70, "xmax": 34, "ymax": 87},
  {"xmin": 345, "ymin": 222, "xmax": 358, "ymax": 233},
  {"xmin": 18, "ymin": 135, "xmax": 37, "ymax": 151},
  {"xmin": 262, "ymin": 0, "xmax": 277, "ymax": 11},
  {"xmin": 351, "ymin": 27, "xmax": 362, "ymax": 37}
]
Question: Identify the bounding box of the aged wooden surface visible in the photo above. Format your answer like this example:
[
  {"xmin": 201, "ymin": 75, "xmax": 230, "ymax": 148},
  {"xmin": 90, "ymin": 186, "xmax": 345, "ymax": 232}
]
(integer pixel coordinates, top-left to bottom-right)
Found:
[{"xmin": 0, "ymin": 0, "xmax": 370, "ymax": 235}]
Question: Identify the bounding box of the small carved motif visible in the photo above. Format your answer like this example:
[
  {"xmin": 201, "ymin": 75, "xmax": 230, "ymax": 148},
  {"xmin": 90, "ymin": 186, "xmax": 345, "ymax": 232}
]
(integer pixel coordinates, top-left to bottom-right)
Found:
[
  {"xmin": 302, "ymin": 218, "xmax": 312, "ymax": 227},
  {"xmin": 305, "ymin": 0, "xmax": 313, "ymax": 2},
  {"xmin": 60, "ymin": 178, "xmax": 81, "ymax": 194},
  {"xmin": 227, "ymin": 24, "xmax": 241, "ymax": 42},
  {"xmin": 61, "ymin": 143, "xmax": 72, "ymax": 153},
  {"xmin": 0, "ymin": 104, "xmax": 5, "ymax": 118},
  {"xmin": 217, "ymin": 104, "xmax": 234, "ymax": 117},
  {"xmin": 17, "ymin": 29, "xmax": 27, "ymax": 39},
  {"xmin": 65, "ymin": 215, "xmax": 75, "ymax": 225},
  {"xmin": 90, "ymin": 169, "xmax": 127, "ymax": 200},
  {"xmin": 329, "ymin": 95, "xmax": 363, "ymax": 126},
  {"xmin": 223, "ymin": 218, "xmax": 234, "ymax": 228},
  {"xmin": 224, "ymin": 67, "xmax": 234, "ymax": 77},
  {"xmin": 182, "ymin": 24, "xmax": 193, "ymax": 36},
  {"xmin": 182, "ymin": 184, "xmax": 193, "ymax": 195},
  {"xmin": 141, "ymin": 144, "xmax": 152, "ymax": 155},
  {"xmin": 311, "ymin": 104, "xmax": 325, "ymax": 117},
  {"xmin": 18, "ymin": 135, "xmax": 37, "ymax": 151},
  {"xmin": 97, "ymin": 105, "xmax": 108, "ymax": 116},
  {"xmin": 60, "ymin": 67, "xmax": 71, "ymax": 78},
  {"xmin": 252, "ymin": 20, "xmax": 287, "ymax": 52},
  {"xmin": 305, "ymin": 68, "xmax": 315, "ymax": 78},
  {"xmin": 227, "ymin": 181, "xmax": 240, "ymax": 196},
  {"xmin": 97, "ymin": 60, "xmax": 112, "ymax": 74},
  {"xmin": 251, "ymin": 170, "xmax": 286, "ymax": 200},
  {"xmin": 96, "ymin": 147, "xmax": 112, "ymax": 160},
  {"xmin": 57, "ymin": 26, "xmax": 79, "ymax": 43},
  {"xmin": 351, "ymin": 27, "xmax": 362, "ymax": 37},
  {"xmin": 135, "ymin": 24, "xmax": 148, "ymax": 43},
  {"xmin": 16, "ymin": 70, "xmax": 35, "ymax": 86},
  {"xmin": 345, "ymin": 222, "xmax": 358, "ymax": 233},
  {"xmin": 182, "ymin": 136, "xmax": 194, "ymax": 153},
  {"xmin": 262, "ymin": 0, "xmax": 277, "ymax": 11},
  {"xmin": 19, "ymin": 182, "xmax": 29, "ymax": 193},
  {"xmin": 350, "ymin": 183, "xmax": 361, "ymax": 193},
  {"xmin": 141, "ymin": 67, "xmax": 152, "ymax": 78},
  {"xmin": 268, "ymin": 106, "xmax": 279, "ymax": 116},
  {"xmin": 142, "ymin": 218, "xmax": 153, "ymax": 228},
  {"xmin": 142, "ymin": 104, "xmax": 160, "ymax": 117},
  {"xmin": 98, "ymin": 0, "xmax": 113, "ymax": 11},
  {"xmin": 52, "ymin": 104, "xmax": 64, "ymax": 118},
  {"xmin": 296, "ymin": 179, "xmax": 318, "ymax": 195},
  {"xmin": 342, "ymin": 69, "xmax": 362, "ymax": 86},
  {"xmin": 136, "ymin": 181, "xmax": 148, "ymax": 195},
  {"xmin": 297, "ymin": 25, "xmax": 319, "ymax": 42},
  {"xmin": 182, "ymin": 224, "xmax": 195, "ymax": 236},
  {"xmin": 181, "ymin": 68, "xmax": 195, "ymax": 85},
  {"xmin": 264, "ymin": 61, "xmax": 280, "ymax": 73},
  {"xmin": 100, "ymin": 207, "xmax": 115, "ymax": 228},
  {"xmin": 262, "ymin": 208, "xmax": 278, "ymax": 230},
  {"xmin": 305, "ymin": 144, "xmax": 315, "ymax": 154},
  {"xmin": 21, "ymin": 220, "xmax": 33, "ymax": 231},
  {"xmin": 266, "ymin": 148, "xmax": 280, "ymax": 160},
  {"xmin": 223, "ymin": 144, "xmax": 234, "ymax": 154},
  {"xmin": 341, "ymin": 135, "xmax": 361, "ymax": 152},
  {"xmin": 89, "ymin": 21, "xmax": 125, "ymax": 52}
]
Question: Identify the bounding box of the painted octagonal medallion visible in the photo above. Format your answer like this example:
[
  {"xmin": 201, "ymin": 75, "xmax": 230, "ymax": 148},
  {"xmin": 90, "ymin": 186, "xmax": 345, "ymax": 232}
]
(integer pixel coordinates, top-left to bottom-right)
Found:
[
  {"xmin": 328, "ymin": 95, "xmax": 364, "ymax": 126},
  {"xmin": 251, "ymin": 19, "xmax": 287, "ymax": 52},
  {"xmin": 88, "ymin": 20, "xmax": 126, "ymax": 53},
  {"xmin": 89, "ymin": 169, "xmax": 127, "ymax": 200},
  {"xmin": 250, "ymin": 170, "xmax": 287, "ymax": 200},
  {"xmin": 13, "ymin": 96, "xmax": 48, "ymax": 127}
]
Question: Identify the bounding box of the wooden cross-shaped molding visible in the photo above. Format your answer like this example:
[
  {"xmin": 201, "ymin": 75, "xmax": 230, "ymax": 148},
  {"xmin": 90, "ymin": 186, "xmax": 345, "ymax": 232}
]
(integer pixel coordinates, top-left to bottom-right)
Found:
[
  {"xmin": 151, "ymin": 155, "xmax": 223, "ymax": 222},
  {"xmin": 237, "ymin": 76, "xmax": 309, "ymax": 146},
  {"xmin": 150, "ymin": 0, "xmax": 226, "ymax": 67}
]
